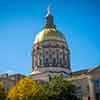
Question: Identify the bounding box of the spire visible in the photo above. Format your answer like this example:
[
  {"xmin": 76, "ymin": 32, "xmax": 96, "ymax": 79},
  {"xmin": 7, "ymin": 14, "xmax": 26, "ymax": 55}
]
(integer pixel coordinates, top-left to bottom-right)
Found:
[
  {"xmin": 44, "ymin": 5, "xmax": 56, "ymax": 28},
  {"xmin": 47, "ymin": 5, "xmax": 51, "ymax": 15}
]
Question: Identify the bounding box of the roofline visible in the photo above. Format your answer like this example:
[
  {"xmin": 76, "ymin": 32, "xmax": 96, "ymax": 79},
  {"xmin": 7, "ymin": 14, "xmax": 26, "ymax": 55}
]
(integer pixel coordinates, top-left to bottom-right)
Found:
[
  {"xmin": 72, "ymin": 65, "xmax": 100, "ymax": 75},
  {"xmin": 8, "ymin": 73, "xmax": 26, "ymax": 77},
  {"xmin": 88, "ymin": 65, "xmax": 100, "ymax": 73}
]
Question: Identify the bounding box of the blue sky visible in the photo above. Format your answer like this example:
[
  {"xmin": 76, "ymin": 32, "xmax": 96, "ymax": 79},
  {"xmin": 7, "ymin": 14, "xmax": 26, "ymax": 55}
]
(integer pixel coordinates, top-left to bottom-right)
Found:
[{"xmin": 0, "ymin": 0, "xmax": 100, "ymax": 75}]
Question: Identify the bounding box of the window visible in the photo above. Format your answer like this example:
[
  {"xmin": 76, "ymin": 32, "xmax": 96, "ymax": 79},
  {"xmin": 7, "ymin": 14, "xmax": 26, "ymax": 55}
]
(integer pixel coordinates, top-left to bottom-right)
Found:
[
  {"xmin": 95, "ymin": 80, "xmax": 100, "ymax": 87},
  {"xmin": 53, "ymin": 58, "xmax": 56, "ymax": 65},
  {"xmin": 60, "ymin": 58, "xmax": 63, "ymax": 64},
  {"xmin": 60, "ymin": 52, "xmax": 63, "ymax": 55},
  {"xmin": 46, "ymin": 51, "xmax": 48, "ymax": 54},
  {"xmin": 45, "ymin": 58, "xmax": 48, "ymax": 64}
]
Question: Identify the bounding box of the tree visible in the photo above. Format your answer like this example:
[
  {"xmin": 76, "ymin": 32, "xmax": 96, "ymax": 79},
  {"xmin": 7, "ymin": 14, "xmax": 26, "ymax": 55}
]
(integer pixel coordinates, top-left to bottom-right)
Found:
[
  {"xmin": 0, "ymin": 82, "xmax": 6, "ymax": 100},
  {"xmin": 43, "ymin": 76, "xmax": 80, "ymax": 100},
  {"xmin": 7, "ymin": 76, "xmax": 80, "ymax": 100},
  {"xmin": 7, "ymin": 77, "xmax": 47, "ymax": 100}
]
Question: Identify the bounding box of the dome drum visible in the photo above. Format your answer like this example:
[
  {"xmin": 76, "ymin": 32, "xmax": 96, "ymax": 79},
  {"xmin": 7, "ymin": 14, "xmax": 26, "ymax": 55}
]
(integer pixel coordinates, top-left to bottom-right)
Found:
[{"xmin": 32, "ymin": 40, "xmax": 70, "ymax": 71}]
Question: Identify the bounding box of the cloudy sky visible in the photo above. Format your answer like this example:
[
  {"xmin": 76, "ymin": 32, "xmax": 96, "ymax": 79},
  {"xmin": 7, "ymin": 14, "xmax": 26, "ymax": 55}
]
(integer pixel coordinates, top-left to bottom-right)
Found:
[{"xmin": 0, "ymin": 0, "xmax": 100, "ymax": 75}]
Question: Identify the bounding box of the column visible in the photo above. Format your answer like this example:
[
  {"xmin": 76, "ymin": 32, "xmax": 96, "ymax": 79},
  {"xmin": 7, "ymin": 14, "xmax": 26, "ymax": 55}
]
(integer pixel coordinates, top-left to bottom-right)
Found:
[{"xmin": 88, "ymin": 76, "xmax": 96, "ymax": 100}]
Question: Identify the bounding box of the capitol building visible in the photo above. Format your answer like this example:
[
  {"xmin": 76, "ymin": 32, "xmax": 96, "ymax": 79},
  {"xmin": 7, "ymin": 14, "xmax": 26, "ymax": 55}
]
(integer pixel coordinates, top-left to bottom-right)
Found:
[
  {"xmin": 0, "ymin": 7, "xmax": 100, "ymax": 100},
  {"xmin": 32, "ymin": 7, "xmax": 71, "ymax": 81}
]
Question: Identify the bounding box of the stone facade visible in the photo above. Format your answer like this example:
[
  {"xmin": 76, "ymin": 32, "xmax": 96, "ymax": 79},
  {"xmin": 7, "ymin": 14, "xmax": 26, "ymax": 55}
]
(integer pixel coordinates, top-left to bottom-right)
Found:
[
  {"xmin": 0, "ymin": 73, "xmax": 25, "ymax": 92},
  {"xmin": 0, "ymin": 77, "xmax": 15, "ymax": 92},
  {"xmin": 68, "ymin": 66, "xmax": 100, "ymax": 100}
]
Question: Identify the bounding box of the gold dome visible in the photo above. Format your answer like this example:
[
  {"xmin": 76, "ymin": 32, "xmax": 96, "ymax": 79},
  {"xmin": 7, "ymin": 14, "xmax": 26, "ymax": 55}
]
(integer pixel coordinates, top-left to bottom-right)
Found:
[
  {"xmin": 34, "ymin": 6, "xmax": 66, "ymax": 44},
  {"xmin": 34, "ymin": 28, "xmax": 66, "ymax": 44}
]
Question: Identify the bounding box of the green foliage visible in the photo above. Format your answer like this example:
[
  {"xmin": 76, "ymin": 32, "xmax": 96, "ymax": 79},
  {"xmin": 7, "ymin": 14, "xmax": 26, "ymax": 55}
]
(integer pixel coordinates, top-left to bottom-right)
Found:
[
  {"xmin": 0, "ymin": 82, "xmax": 6, "ymax": 100},
  {"xmin": 7, "ymin": 76, "xmax": 80, "ymax": 100},
  {"xmin": 43, "ymin": 76, "xmax": 80, "ymax": 100}
]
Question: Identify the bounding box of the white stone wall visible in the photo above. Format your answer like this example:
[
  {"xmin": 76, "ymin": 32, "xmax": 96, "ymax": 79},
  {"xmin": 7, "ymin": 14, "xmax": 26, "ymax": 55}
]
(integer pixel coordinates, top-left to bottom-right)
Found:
[{"xmin": 32, "ymin": 67, "xmax": 71, "ymax": 82}]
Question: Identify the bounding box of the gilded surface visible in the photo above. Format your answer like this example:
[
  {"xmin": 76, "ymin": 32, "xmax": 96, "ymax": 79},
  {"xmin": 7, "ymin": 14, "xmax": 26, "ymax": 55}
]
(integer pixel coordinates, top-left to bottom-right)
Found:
[{"xmin": 34, "ymin": 28, "xmax": 66, "ymax": 44}]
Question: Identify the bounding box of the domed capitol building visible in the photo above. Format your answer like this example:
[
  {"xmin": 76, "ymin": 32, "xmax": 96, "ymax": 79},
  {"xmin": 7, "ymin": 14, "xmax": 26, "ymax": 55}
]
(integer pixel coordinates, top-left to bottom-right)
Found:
[
  {"xmin": 0, "ymin": 7, "xmax": 100, "ymax": 100},
  {"xmin": 32, "ymin": 7, "xmax": 71, "ymax": 81}
]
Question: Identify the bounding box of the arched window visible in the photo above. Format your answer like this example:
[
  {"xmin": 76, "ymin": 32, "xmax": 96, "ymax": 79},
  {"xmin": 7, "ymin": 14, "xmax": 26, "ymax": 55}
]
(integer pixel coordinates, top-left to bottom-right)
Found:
[
  {"xmin": 45, "ymin": 58, "xmax": 48, "ymax": 64},
  {"xmin": 47, "ymin": 54, "xmax": 52, "ymax": 65},
  {"xmin": 53, "ymin": 58, "xmax": 56, "ymax": 65},
  {"xmin": 43, "ymin": 56, "xmax": 45, "ymax": 65},
  {"xmin": 60, "ymin": 58, "xmax": 63, "ymax": 65}
]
